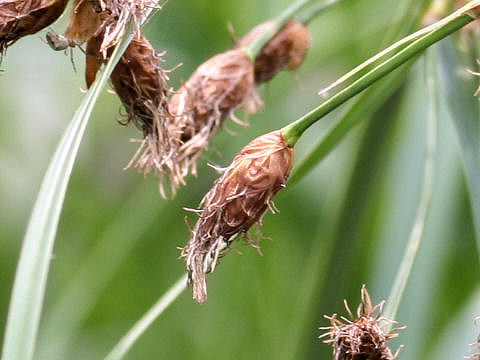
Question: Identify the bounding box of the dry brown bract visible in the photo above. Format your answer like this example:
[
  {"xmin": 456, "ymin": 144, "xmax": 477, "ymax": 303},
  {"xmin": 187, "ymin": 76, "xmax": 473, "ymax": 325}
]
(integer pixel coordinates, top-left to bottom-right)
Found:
[
  {"xmin": 168, "ymin": 48, "xmax": 263, "ymax": 182},
  {"xmin": 181, "ymin": 130, "xmax": 293, "ymax": 303},
  {"xmin": 0, "ymin": 0, "xmax": 68, "ymax": 55},
  {"xmin": 48, "ymin": 0, "xmax": 158, "ymax": 56},
  {"xmin": 108, "ymin": 33, "xmax": 177, "ymax": 197},
  {"xmin": 97, "ymin": 0, "xmax": 158, "ymax": 56},
  {"xmin": 320, "ymin": 285, "xmax": 403, "ymax": 360},
  {"xmin": 238, "ymin": 19, "xmax": 310, "ymax": 83},
  {"xmin": 63, "ymin": 0, "xmax": 108, "ymax": 46}
]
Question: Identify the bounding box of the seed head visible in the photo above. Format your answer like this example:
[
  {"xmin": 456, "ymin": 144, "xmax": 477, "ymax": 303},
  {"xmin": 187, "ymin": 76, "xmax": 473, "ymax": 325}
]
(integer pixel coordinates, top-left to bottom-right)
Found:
[
  {"xmin": 320, "ymin": 285, "xmax": 403, "ymax": 360},
  {"xmin": 107, "ymin": 33, "xmax": 180, "ymax": 197},
  {"xmin": 238, "ymin": 19, "xmax": 311, "ymax": 83},
  {"xmin": 168, "ymin": 48, "xmax": 263, "ymax": 181},
  {"xmin": 0, "ymin": 0, "xmax": 68, "ymax": 55},
  {"xmin": 96, "ymin": 0, "xmax": 159, "ymax": 56},
  {"xmin": 181, "ymin": 130, "xmax": 294, "ymax": 303}
]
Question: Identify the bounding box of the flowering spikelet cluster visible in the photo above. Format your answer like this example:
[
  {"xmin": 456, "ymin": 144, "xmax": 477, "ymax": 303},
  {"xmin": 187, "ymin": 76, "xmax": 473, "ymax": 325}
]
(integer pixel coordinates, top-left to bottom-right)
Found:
[
  {"xmin": 0, "ymin": 0, "xmax": 68, "ymax": 55},
  {"xmin": 320, "ymin": 286, "xmax": 403, "ymax": 360},
  {"xmin": 168, "ymin": 48, "xmax": 263, "ymax": 182},
  {"xmin": 107, "ymin": 33, "xmax": 178, "ymax": 197},
  {"xmin": 96, "ymin": 0, "xmax": 158, "ymax": 55},
  {"xmin": 238, "ymin": 19, "xmax": 311, "ymax": 83},
  {"xmin": 181, "ymin": 130, "xmax": 294, "ymax": 303},
  {"xmin": 47, "ymin": 0, "xmax": 158, "ymax": 56}
]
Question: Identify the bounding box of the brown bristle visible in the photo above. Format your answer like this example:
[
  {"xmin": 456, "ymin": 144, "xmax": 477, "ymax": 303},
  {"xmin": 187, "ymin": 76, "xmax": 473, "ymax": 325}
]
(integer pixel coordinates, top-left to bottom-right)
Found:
[
  {"xmin": 238, "ymin": 19, "xmax": 311, "ymax": 83},
  {"xmin": 96, "ymin": 0, "xmax": 158, "ymax": 55},
  {"xmin": 0, "ymin": 0, "xmax": 68, "ymax": 55},
  {"xmin": 109, "ymin": 33, "xmax": 179, "ymax": 197},
  {"xmin": 111, "ymin": 33, "xmax": 168, "ymax": 132},
  {"xmin": 168, "ymin": 48, "xmax": 263, "ymax": 180},
  {"xmin": 320, "ymin": 286, "xmax": 403, "ymax": 360},
  {"xmin": 181, "ymin": 130, "xmax": 293, "ymax": 303}
]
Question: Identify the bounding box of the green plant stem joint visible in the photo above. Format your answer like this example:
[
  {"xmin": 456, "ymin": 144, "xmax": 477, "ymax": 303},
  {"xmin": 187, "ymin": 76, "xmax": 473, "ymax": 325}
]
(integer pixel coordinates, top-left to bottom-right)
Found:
[{"xmin": 281, "ymin": 1, "xmax": 480, "ymax": 147}]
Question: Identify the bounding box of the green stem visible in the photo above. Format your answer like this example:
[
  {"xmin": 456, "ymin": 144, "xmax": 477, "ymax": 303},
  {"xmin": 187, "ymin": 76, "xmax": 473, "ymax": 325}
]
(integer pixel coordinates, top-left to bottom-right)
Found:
[
  {"xmin": 297, "ymin": 0, "xmax": 350, "ymax": 25},
  {"xmin": 281, "ymin": 2, "xmax": 479, "ymax": 146},
  {"xmin": 103, "ymin": 274, "xmax": 188, "ymax": 360},
  {"xmin": 382, "ymin": 49, "xmax": 438, "ymax": 329},
  {"xmin": 286, "ymin": 0, "xmax": 431, "ymax": 187},
  {"xmin": 243, "ymin": 0, "xmax": 313, "ymax": 59},
  {"xmin": 287, "ymin": 59, "xmax": 414, "ymax": 187}
]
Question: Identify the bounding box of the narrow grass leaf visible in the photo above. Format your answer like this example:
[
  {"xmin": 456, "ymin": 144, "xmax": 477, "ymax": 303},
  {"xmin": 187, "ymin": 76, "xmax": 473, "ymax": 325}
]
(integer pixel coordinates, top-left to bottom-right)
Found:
[
  {"xmin": 0, "ymin": 40, "xmax": 126, "ymax": 360},
  {"xmin": 438, "ymin": 38, "xmax": 480, "ymax": 258},
  {"xmin": 38, "ymin": 185, "xmax": 166, "ymax": 360},
  {"xmin": 1, "ymin": 4, "xmax": 162, "ymax": 358},
  {"xmin": 383, "ymin": 49, "xmax": 438, "ymax": 326},
  {"xmin": 103, "ymin": 274, "xmax": 188, "ymax": 360}
]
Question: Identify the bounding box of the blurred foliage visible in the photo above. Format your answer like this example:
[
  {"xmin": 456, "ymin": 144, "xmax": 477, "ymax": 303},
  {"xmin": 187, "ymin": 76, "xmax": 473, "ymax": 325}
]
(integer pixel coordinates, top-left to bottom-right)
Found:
[{"xmin": 1, "ymin": 0, "xmax": 479, "ymax": 359}]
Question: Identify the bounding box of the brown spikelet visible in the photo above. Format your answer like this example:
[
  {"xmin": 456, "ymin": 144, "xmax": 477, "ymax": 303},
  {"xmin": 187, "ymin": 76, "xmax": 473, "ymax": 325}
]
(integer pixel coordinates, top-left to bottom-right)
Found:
[
  {"xmin": 319, "ymin": 285, "xmax": 403, "ymax": 360},
  {"xmin": 108, "ymin": 32, "xmax": 179, "ymax": 197},
  {"xmin": 181, "ymin": 130, "xmax": 293, "ymax": 303},
  {"xmin": 96, "ymin": 0, "xmax": 158, "ymax": 56},
  {"xmin": 238, "ymin": 19, "xmax": 310, "ymax": 83},
  {"xmin": 0, "ymin": 0, "xmax": 68, "ymax": 55},
  {"xmin": 168, "ymin": 48, "xmax": 263, "ymax": 181}
]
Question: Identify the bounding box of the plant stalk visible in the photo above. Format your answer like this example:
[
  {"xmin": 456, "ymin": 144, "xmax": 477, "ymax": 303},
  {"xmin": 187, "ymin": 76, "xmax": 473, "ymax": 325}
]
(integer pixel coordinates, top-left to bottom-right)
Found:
[
  {"xmin": 104, "ymin": 274, "xmax": 188, "ymax": 360},
  {"xmin": 281, "ymin": 1, "xmax": 479, "ymax": 146},
  {"xmin": 243, "ymin": 0, "xmax": 313, "ymax": 59},
  {"xmin": 297, "ymin": 0, "xmax": 350, "ymax": 25}
]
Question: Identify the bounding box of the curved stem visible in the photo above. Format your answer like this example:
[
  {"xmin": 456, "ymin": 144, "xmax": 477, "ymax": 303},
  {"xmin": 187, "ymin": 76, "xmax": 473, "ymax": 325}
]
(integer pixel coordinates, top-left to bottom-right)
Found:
[
  {"xmin": 103, "ymin": 274, "xmax": 188, "ymax": 360},
  {"xmin": 281, "ymin": 2, "xmax": 479, "ymax": 147},
  {"xmin": 297, "ymin": 0, "xmax": 350, "ymax": 25},
  {"xmin": 243, "ymin": 0, "xmax": 313, "ymax": 59}
]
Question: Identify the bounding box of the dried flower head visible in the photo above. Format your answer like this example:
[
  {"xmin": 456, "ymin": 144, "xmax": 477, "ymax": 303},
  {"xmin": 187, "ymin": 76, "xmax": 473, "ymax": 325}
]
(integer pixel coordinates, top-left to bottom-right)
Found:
[
  {"xmin": 181, "ymin": 130, "xmax": 294, "ymax": 303},
  {"xmin": 96, "ymin": 0, "xmax": 158, "ymax": 56},
  {"xmin": 107, "ymin": 33, "xmax": 179, "ymax": 197},
  {"xmin": 320, "ymin": 285, "xmax": 403, "ymax": 360},
  {"xmin": 238, "ymin": 19, "xmax": 311, "ymax": 83},
  {"xmin": 168, "ymin": 48, "xmax": 263, "ymax": 181},
  {"xmin": 0, "ymin": 0, "xmax": 68, "ymax": 55},
  {"xmin": 47, "ymin": 0, "xmax": 158, "ymax": 56}
]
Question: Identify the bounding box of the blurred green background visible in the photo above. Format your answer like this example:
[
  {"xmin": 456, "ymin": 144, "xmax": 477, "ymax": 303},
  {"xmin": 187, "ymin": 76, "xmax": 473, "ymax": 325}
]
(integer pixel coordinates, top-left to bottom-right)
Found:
[{"xmin": 1, "ymin": 0, "xmax": 480, "ymax": 359}]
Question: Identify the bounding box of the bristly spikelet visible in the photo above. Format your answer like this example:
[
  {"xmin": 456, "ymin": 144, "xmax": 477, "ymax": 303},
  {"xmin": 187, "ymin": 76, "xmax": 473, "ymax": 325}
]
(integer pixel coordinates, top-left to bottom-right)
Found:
[
  {"xmin": 96, "ymin": 0, "xmax": 158, "ymax": 56},
  {"xmin": 319, "ymin": 285, "xmax": 403, "ymax": 360},
  {"xmin": 109, "ymin": 33, "xmax": 179, "ymax": 197},
  {"xmin": 181, "ymin": 130, "xmax": 294, "ymax": 304},
  {"xmin": 238, "ymin": 19, "xmax": 311, "ymax": 83},
  {"xmin": 168, "ymin": 48, "xmax": 263, "ymax": 181},
  {"xmin": 0, "ymin": 0, "xmax": 68, "ymax": 55}
]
